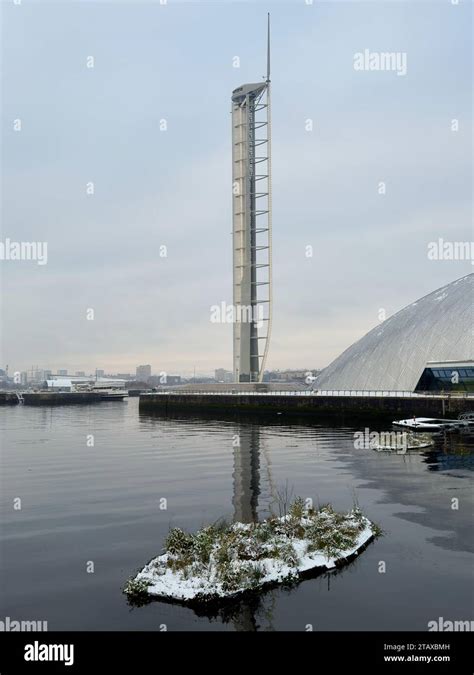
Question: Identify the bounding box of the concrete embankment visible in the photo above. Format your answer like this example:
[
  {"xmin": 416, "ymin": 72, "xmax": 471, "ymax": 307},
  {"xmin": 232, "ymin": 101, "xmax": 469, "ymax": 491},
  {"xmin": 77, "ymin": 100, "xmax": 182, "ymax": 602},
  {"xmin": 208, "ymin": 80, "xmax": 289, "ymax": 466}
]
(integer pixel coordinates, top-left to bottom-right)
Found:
[
  {"xmin": 0, "ymin": 392, "xmax": 19, "ymax": 405},
  {"xmin": 139, "ymin": 392, "xmax": 473, "ymax": 420},
  {"xmin": 0, "ymin": 391, "xmax": 103, "ymax": 405}
]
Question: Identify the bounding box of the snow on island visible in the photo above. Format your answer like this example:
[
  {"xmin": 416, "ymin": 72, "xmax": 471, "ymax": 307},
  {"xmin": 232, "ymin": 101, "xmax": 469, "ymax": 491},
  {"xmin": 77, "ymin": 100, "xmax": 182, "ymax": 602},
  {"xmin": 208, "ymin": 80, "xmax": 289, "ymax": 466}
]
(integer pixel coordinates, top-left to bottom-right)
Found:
[{"xmin": 124, "ymin": 499, "xmax": 380, "ymax": 604}]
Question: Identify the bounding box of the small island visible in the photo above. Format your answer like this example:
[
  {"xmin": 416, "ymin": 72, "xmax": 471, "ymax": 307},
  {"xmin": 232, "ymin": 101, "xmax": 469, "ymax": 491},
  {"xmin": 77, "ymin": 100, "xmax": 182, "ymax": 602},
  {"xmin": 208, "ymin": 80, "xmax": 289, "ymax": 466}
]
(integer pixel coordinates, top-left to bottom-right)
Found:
[{"xmin": 124, "ymin": 498, "xmax": 380, "ymax": 604}]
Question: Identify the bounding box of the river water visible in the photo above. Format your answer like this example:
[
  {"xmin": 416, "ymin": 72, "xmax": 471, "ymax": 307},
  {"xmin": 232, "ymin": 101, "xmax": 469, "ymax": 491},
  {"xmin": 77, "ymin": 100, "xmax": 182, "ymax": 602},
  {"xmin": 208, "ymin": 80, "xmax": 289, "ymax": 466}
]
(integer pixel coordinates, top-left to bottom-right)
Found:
[{"xmin": 1, "ymin": 398, "xmax": 472, "ymax": 631}]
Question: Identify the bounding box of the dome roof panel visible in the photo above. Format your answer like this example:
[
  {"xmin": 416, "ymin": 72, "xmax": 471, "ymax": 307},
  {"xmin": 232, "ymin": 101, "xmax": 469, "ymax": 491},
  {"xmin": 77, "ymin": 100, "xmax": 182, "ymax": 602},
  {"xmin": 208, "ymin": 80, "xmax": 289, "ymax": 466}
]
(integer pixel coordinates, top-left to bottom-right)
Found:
[{"xmin": 315, "ymin": 274, "xmax": 473, "ymax": 392}]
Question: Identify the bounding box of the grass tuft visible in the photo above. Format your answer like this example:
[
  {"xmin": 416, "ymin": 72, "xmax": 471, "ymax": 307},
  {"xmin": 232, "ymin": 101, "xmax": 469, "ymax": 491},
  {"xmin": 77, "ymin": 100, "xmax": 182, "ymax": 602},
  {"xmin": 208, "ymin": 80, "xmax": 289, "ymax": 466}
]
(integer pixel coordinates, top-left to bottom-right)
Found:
[{"xmin": 123, "ymin": 577, "xmax": 152, "ymax": 599}]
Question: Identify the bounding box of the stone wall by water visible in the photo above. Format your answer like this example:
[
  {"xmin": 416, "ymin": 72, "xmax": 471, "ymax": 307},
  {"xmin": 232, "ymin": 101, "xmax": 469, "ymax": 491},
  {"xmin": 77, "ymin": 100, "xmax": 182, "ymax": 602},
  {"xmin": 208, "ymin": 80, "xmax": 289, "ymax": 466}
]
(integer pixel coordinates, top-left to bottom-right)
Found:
[{"xmin": 139, "ymin": 392, "xmax": 472, "ymax": 419}]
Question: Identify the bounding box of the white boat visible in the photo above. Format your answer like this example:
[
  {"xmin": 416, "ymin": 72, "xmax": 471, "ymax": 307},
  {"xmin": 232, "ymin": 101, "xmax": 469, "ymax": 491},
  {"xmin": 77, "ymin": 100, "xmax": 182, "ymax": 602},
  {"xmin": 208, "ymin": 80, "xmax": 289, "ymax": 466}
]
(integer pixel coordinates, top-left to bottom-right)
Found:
[
  {"xmin": 44, "ymin": 376, "xmax": 128, "ymax": 401},
  {"xmin": 73, "ymin": 379, "xmax": 128, "ymax": 400},
  {"xmin": 96, "ymin": 388, "xmax": 128, "ymax": 401},
  {"xmin": 87, "ymin": 383, "xmax": 127, "ymax": 400},
  {"xmin": 392, "ymin": 417, "xmax": 469, "ymax": 432}
]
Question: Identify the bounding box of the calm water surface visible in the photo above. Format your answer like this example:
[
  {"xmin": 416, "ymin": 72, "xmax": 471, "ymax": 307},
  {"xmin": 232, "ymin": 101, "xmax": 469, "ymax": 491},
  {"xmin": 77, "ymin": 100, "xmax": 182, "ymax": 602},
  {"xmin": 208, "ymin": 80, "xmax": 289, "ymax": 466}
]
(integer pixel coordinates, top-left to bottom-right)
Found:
[{"xmin": 1, "ymin": 398, "xmax": 473, "ymax": 631}]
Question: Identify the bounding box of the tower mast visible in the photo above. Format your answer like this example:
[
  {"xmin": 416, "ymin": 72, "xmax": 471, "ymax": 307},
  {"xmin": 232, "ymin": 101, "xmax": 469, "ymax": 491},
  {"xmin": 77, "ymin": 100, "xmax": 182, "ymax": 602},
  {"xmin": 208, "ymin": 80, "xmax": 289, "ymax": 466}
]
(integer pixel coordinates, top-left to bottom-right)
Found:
[{"xmin": 231, "ymin": 15, "xmax": 273, "ymax": 383}]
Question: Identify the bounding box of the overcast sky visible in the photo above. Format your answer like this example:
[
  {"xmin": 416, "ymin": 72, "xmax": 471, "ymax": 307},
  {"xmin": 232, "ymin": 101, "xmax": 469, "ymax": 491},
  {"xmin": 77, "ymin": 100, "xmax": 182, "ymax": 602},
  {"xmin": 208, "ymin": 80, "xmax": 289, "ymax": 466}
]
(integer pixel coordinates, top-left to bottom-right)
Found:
[{"xmin": 1, "ymin": 0, "xmax": 472, "ymax": 376}]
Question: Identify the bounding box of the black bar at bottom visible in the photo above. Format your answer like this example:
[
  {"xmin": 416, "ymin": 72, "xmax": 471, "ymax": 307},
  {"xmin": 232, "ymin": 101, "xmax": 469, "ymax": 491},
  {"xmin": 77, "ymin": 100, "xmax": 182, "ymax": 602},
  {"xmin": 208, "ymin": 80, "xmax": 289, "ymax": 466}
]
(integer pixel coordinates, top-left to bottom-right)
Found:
[{"xmin": 0, "ymin": 631, "xmax": 471, "ymax": 673}]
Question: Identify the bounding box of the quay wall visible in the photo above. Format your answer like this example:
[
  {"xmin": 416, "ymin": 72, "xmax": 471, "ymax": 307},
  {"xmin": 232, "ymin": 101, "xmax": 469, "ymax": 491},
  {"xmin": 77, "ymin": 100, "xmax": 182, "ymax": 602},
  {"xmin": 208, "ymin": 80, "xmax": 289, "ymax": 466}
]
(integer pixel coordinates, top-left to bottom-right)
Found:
[
  {"xmin": 0, "ymin": 392, "xmax": 103, "ymax": 405},
  {"xmin": 0, "ymin": 392, "xmax": 19, "ymax": 405},
  {"xmin": 23, "ymin": 392, "xmax": 103, "ymax": 405},
  {"xmin": 139, "ymin": 392, "xmax": 473, "ymax": 419}
]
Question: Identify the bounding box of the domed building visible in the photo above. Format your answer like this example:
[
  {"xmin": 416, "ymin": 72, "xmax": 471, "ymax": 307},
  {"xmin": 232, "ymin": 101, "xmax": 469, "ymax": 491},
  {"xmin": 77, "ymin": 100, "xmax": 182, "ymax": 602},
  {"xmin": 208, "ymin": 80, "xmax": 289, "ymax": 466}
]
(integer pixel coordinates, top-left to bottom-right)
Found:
[{"xmin": 315, "ymin": 273, "xmax": 474, "ymax": 393}]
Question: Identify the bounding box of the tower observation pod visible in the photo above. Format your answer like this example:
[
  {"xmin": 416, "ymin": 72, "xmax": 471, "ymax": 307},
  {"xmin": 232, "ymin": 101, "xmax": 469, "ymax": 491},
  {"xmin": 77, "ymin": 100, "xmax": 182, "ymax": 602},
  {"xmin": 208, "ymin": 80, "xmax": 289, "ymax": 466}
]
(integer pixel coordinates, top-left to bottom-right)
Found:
[{"xmin": 232, "ymin": 14, "xmax": 273, "ymax": 383}]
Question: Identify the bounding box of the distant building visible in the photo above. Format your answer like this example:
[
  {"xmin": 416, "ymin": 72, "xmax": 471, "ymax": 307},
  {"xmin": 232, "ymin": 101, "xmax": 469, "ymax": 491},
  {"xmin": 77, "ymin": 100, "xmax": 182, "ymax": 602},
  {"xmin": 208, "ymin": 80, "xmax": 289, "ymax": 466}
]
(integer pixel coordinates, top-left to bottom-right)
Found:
[
  {"xmin": 44, "ymin": 370, "xmax": 52, "ymax": 379},
  {"xmin": 148, "ymin": 375, "xmax": 181, "ymax": 386},
  {"xmin": 30, "ymin": 369, "xmax": 45, "ymax": 383},
  {"xmin": 95, "ymin": 369, "xmax": 105, "ymax": 378},
  {"xmin": 20, "ymin": 371, "xmax": 28, "ymax": 385},
  {"xmin": 136, "ymin": 365, "xmax": 152, "ymax": 380},
  {"xmin": 280, "ymin": 370, "xmax": 312, "ymax": 382},
  {"xmin": 45, "ymin": 379, "xmax": 72, "ymax": 392},
  {"xmin": 75, "ymin": 371, "xmax": 85, "ymax": 377},
  {"xmin": 215, "ymin": 368, "xmax": 233, "ymax": 383},
  {"xmin": 58, "ymin": 369, "xmax": 68, "ymax": 376},
  {"xmin": 117, "ymin": 373, "xmax": 132, "ymax": 380},
  {"xmin": 264, "ymin": 369, "xmax": 318, "ymax": 383}
]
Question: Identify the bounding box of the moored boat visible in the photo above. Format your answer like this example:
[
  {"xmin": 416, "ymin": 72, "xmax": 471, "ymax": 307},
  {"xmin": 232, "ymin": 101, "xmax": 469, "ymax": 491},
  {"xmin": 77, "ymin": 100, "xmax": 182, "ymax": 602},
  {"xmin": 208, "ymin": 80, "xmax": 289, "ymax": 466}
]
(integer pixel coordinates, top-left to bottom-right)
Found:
[
  {"xmin": 97, "ymin": 389, "xmax": 128, "ymax": 400},
  {"xmin": 73, "ymin": 378, "xmax": 128, "ymax": 401},
  {"xmin": 392, "ymin": 417, "xmax": 469, "ymax": 432}
]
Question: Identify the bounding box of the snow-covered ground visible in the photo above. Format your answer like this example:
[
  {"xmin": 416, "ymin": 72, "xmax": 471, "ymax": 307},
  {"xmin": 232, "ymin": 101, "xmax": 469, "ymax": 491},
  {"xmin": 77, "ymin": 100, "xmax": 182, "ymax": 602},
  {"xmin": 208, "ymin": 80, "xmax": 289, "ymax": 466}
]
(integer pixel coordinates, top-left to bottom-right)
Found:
[{"xmin": 124, "ymin": 503, "xmax": 378, "ymax": 603}]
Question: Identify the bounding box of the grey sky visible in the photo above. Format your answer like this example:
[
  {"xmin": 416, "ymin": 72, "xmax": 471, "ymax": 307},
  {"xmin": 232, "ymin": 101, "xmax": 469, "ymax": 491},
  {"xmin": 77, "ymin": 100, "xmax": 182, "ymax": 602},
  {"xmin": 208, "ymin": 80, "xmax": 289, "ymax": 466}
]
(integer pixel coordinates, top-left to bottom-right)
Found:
[{"xmin": 1, "ymin": 0, "xmax": 472, "ymax": 376}]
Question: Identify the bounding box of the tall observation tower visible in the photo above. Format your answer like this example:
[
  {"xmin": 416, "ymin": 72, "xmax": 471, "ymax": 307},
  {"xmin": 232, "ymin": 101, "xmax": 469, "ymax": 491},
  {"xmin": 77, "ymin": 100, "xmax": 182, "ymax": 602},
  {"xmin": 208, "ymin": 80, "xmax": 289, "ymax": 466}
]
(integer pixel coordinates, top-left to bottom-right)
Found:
[{"xmin": 232, "ymin": 14, "xmax": 273, "ymax": 383}]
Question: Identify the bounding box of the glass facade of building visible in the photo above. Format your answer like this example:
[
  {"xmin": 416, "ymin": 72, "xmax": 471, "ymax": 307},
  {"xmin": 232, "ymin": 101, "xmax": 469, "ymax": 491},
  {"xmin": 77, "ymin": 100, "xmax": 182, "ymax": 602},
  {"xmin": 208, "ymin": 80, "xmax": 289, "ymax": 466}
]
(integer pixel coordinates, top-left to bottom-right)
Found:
[{"xmin": 416, "ymin": 364, "xmax": 474, "ymax": 392}]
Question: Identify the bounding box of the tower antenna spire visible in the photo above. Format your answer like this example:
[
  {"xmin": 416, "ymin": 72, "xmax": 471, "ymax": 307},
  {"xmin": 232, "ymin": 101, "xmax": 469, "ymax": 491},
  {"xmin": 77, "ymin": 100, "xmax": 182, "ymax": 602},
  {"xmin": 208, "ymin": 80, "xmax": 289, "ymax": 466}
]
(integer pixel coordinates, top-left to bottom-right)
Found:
[{"xmin": 266, "ymin": 12, "xmax": 271, "ymax": 84}]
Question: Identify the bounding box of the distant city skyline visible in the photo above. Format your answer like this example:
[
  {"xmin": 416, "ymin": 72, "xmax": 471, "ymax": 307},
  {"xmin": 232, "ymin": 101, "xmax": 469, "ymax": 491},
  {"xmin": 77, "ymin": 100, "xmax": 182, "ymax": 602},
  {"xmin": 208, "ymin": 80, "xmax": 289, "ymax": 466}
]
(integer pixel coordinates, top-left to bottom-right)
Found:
[
  {"xmin": 3, "ymin": 364, "xmax": 322, "ymax": 391},
  {"xmin": 2, "ymin": 2, "xmax": 471, "ymax": 374},
  {"xmin": 6, "ymin": 364, "xmax": 320, "ymax": 380}
]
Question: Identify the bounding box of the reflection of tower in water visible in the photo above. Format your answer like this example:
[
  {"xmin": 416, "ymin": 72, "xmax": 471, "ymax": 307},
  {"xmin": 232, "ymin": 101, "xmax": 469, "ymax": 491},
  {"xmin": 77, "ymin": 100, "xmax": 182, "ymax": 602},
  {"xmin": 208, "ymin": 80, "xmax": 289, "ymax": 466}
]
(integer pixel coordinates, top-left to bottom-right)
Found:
[
  {"xmin": 232, "ymin": 425, "xmax": 261, "ymax": 523},
  {"xmin": 231, "ymin": 423, "xmax": 278, "ymax": 632}
]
